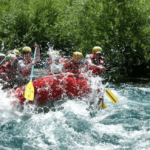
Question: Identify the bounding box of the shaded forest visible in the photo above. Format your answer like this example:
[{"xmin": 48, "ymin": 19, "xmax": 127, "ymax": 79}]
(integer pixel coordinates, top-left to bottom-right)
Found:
[{"xmin": 0, "ymin": 0, "xmax": 150, "ymax": 77}]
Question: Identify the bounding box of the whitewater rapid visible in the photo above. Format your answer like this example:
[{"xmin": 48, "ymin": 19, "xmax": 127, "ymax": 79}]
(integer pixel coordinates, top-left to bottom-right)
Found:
[{"xmin": 0, "ymin": 69, "xmax": 150, "ymax": 149}]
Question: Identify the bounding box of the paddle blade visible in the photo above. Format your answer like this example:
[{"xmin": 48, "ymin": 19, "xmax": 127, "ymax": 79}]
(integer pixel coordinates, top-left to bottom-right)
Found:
[
  {"xmin": 106, "ymin": 89, "xmax": 119, "ymax": 104},
  {"xmin": 99, "ymin": 102, "xmax": 106, "ymax": 109},
  {"xmin": 24, "ymin": 80, "xmax": 34, "ymax": 101}
]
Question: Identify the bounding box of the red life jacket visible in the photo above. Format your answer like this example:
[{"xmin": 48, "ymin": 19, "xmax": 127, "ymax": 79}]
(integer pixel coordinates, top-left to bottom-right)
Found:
[
  {"xmin": 63, "ymin": 64, "xmax": 71, "ymax": 73},
  {"xmin": 0, "ymin": 57, "xmax": 23, "ymax": 82},
  {"xmin": 0, "ymin": 62, "xmax": 13, "ymax": 82},
  {"xmin": 87, "ymin": 62, "xmax": 106, "ymax": 77},
  {"xmin": 1, "ymin": 62, "xmax": 11, "ymax": 72},
  {"xmin": 0, "ymin": 57, "xmax": 26, "ymax": 78},
  {"xmin": 63, "ymin": 61, "xmax": 84, "ymax": 74},
  {"xmin": 0, "ymin": 62, "xmax": 11, "ymax": 81},
  {"xmin": 61, "ymin": 58, "xmax": 70, "ymax": 73},
  {"xmin": 90, "ymin": 54, "xmax": 105, "ymax": 65},
  {"xmin": 70, "ymin": 61, "xmax": 82, "ymax": 73}
]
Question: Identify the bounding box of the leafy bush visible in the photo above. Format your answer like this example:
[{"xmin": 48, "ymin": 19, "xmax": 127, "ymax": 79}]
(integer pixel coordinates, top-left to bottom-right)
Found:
[{"xmin": 0, "ymin": 0, "xmax": 150, "ymax": 76}]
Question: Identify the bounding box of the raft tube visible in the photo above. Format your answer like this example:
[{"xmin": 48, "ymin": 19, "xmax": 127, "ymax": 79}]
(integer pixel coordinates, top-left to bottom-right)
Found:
[{"xmin": 7, "ymin": 73, "xmax": 92, "ymax": 106}]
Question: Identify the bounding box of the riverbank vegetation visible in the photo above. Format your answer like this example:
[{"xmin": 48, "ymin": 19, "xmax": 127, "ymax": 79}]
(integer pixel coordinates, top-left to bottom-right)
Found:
[{"xmin": 0, "ymin": 0, "xmax": 150, "ymax": 77}]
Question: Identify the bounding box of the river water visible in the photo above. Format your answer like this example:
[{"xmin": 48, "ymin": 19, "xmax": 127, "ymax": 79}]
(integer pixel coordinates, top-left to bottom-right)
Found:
[{"xmin": 0, "ymin": 69, "xmax": 150, "ymax": 150}]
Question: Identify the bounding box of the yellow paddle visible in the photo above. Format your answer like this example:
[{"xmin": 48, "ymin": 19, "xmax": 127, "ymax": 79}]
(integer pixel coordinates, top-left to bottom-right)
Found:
[
  {"xmin": 99, "ymin": 102, "xmax": 107, "ymax": 109},
  {"xmin": 98, "ymin": 96, "xmax": 107, "ymax": 109},
  {"xmin": 106, "ymin": 89, "xmax": 119, "ymax": 104},
  {"xmin": 99, "ymin": 89, "xmax": 119, "ymax": 109},
  {"xmin": 24, "ymin": 47, "xmax": 37, "ymax": 101}
]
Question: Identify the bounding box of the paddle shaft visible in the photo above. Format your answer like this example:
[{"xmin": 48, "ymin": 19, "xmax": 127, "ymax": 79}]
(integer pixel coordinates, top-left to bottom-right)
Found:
[
  {"xmin": 0, "ymin": 56, "xmax": 8, "ymax": 65},
  {"xmin": 30, "ymin": 47, "xmax": 37, "ymax": 80}
]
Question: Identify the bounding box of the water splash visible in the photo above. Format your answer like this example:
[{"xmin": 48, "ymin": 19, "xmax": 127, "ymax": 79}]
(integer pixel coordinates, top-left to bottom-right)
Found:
[
  {"xmin": 1, "ymin": 41, "xmax": 4, "ymax": 51},
  {"xmin": 1, "ymin": 77, "xmax": 150, "ymax": 149},
  {"xmin": 1, "ymin": 49, "xmax": 149, "ymax": 149}
]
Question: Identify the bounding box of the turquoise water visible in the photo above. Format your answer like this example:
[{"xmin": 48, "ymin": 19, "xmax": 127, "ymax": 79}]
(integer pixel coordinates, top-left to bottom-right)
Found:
[{"xmin": 0, "ymin": 70, "xmax": 150, "ymax": 150}]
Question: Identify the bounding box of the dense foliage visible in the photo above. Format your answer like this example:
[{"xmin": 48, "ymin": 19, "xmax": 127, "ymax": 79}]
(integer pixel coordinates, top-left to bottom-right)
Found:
[{"xmin": 0, "ymin": 0, "xmax": 150, "ymax": 76}]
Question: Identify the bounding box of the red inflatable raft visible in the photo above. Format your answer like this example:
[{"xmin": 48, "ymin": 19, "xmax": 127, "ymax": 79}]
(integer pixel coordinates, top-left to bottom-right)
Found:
[{"xmin": 8, "ymin": 73, "xmax": 92, "ymax": 106}]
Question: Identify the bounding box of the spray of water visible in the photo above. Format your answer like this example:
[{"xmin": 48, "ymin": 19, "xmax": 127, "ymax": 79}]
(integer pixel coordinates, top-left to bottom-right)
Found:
[
  {"xmin": 1, "ymin": 63, "xmax": 150, "ymax": 149},
  {"xmin": 2, "ymin": 46, "xmax": 141, "ymax": 149},
  {"xmin": 1, "ymin": 41, "xmax": 4, "ymax": 51}
]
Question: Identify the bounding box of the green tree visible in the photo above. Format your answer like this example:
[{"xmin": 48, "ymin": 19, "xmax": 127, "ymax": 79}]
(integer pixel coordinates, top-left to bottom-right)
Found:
[{"xmin": 0, "ymin": 0, "xmax": 150, "ymax": 76}]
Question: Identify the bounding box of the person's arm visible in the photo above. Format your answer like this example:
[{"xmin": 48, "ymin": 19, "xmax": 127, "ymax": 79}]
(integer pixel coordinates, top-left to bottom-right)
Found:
[
  {"xmin": 65, "ymin": 54, "xmax": 79, "ymax": 66},
  {"xmin": 65, "ymin": 58, "xmax": 73, "ymax": 66},
  {"xmin": 88, "ymin": 60, "xmax": 106, "ymax": 71},
  {"xmin": 62, "ymin": 62, "xmax": 71, "ymax": 73}
]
